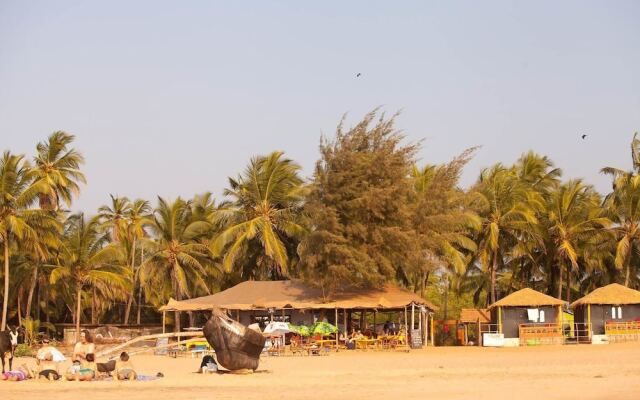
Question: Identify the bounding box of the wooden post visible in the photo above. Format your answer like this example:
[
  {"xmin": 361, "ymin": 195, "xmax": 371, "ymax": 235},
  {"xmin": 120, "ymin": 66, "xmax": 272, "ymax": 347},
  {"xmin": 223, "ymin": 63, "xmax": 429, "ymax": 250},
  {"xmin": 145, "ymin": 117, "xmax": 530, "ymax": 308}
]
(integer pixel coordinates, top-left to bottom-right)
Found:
[
  {"xmin": 411, "ymin": 303, "xmax": 415, "ymax": 332},
  {"xmin": 404, "ymin": 306, "xmax": 408, "ymax": 338},
  {"xmin": 498, "ymin": 307, "xmax": 503, "ymax": 334},
  {"xmin": 430, "ymin": 313, "xmax": 435, "ymax": 346},
  {"xmin": 587, "ymin": 304, "xmax": 592, "ymax": 339},
  {"xmin": 335, "ymin": 308, "xmax": 339, "ymax": 348},
  {"xmin": 162, "ymin": 311, "xmax": 166, "ymax": 334},
  {"xmin": 343, "ymin": 309, "xmax": 348, "ymax": 334},
  {"xmin": 236, "ymin": 309, "xmax": 240, "ymax": 322},
  {"xmin": 477, "ymin": 318, "xmax": 481, "ymax": 346},
  {"xmin": 558, "ymin": 305, "xmax": 563, "ymax": 335}
]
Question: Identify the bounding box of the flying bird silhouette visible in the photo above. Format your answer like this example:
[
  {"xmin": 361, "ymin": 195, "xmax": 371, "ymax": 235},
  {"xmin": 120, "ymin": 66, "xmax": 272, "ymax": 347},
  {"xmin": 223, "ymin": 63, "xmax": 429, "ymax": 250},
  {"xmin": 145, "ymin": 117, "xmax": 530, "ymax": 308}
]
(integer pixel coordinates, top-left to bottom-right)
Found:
[
  {"xmin": 356, "ymin": 73, "xmax": 361, "ymax": 77},
  {"xmin": 581, "ymin": 134, "xmax": 587, "ymax": 139}
]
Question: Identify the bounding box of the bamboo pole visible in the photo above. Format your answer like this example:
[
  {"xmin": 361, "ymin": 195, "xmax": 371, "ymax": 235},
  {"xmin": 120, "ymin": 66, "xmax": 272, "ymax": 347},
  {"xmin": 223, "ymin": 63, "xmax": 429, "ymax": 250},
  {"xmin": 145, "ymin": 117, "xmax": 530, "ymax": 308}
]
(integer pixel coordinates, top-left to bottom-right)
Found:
[
  {"xmin": 162, "ymin": 311, "xmax": 166, "ymax": 334},
  {"xmin": 127, "ymin": 338, "xmax": 202, "ymax": 357},
  {"xmin": 411, "ymin": 303, "xmax": 415, "ymax": 334},
  {"xmin": 335, "ymin": 308, "xmax": 339, "ymax": 348},
  {"xmin": 97, "ymin": 331, "xmax": 204, "ymax": 357},
  {"xmin": 404, "ymin": 306, "xmax": 408, "ymax": 338},
  {"xmin": 498, "ymin": 307, "xmax": 502, "ymax": 334},
  {"xmin": 430, "ymin": 313, "xmax": 435, "ymax": 346},
  {"xmin": 587, "ymin": 305, "xmax": 592, "ymax": 339}
]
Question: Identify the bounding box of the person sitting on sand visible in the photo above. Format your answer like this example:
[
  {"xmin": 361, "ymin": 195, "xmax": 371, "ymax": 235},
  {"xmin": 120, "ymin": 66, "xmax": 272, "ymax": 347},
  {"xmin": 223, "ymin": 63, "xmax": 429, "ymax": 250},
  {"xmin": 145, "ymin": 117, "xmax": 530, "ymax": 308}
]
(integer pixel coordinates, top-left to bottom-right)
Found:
[
  {"xmin": 77, "ymin": 353, "xmax": 97, "ymax": 381},
  {"xmin": 115, "ymin": 352, "xmax": 137, "ymax": 381},
  {"xmin": 73, "ymin": 330, "xmax": 95, "ymax": 363},
  {"xmin": 1, "ymin": 364, "xmax": 32, "ymax": 381},
  {"xmin": 65, "ymin": 360, "xmax": 83, "ymax": 381},
  {"xmin": 198, "ymin": 355, "xmax": 218, "ymax": 374}
]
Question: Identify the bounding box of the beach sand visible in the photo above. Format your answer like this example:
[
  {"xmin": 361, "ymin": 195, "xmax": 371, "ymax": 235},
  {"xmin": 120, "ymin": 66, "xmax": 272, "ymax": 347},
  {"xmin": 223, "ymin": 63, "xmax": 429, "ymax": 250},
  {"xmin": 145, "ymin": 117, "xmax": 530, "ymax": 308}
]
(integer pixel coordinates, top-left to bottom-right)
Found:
[{"xmin": 4, "ymin": 342, "xmax": 640, "ymax": 400}]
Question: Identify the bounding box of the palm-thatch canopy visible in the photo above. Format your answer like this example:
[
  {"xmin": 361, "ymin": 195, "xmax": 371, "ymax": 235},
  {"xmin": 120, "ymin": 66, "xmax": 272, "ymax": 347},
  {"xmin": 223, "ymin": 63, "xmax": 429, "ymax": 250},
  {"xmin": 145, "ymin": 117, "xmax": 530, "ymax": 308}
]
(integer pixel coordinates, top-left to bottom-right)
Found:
[
  {"xmin": 160, "ymin": 279, "xmax": 437, "ymax": 312},
  {"xmin": 571, "ymin": 283, "xmax": 640, "ymax": 307},
  {"xmin": 488, "ymin": 288, "xmax": 565, "ymax": 309},
  {"xmin": 459, "ymin": 308, "xmax": 491, "ymax": 323}
]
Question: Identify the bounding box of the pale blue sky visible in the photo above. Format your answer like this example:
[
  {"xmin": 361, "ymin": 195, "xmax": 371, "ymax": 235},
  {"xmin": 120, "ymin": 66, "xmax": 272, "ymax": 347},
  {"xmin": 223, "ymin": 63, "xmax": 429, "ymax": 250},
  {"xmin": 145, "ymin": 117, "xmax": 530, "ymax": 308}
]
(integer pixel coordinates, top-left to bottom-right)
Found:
[{"xmin": 1, "ymin": 1, "xmax": 639, "ymax": 212}]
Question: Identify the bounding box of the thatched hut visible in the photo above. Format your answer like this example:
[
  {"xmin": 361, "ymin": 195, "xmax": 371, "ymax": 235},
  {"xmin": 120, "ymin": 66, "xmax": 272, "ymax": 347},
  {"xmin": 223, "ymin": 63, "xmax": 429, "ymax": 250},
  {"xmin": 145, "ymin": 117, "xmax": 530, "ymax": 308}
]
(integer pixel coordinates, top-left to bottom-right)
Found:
[
  {"xmin": 571, "ymin": 283, "xmax": 640, "ymax": 339},
  {"xmin": 489, "ymin": 288, "xmax": 566, "ymax": 345}
]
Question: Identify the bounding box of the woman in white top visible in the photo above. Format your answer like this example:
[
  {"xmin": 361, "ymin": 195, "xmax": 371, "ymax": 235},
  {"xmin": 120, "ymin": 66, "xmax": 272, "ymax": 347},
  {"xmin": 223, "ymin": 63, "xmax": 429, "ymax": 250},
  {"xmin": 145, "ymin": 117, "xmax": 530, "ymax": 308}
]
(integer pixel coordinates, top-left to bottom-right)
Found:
[{"xmin": 72, "ymin": 330, "xmax": 95, "ymax": 362}]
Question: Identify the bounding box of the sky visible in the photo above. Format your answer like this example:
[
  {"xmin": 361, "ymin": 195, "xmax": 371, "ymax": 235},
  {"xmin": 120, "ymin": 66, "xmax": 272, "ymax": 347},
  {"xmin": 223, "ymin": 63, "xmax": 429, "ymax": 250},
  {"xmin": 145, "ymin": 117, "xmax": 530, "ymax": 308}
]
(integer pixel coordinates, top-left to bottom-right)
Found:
[{"xmin": 1, "ymin": 1, "xmax": 639, "ymax": 213}]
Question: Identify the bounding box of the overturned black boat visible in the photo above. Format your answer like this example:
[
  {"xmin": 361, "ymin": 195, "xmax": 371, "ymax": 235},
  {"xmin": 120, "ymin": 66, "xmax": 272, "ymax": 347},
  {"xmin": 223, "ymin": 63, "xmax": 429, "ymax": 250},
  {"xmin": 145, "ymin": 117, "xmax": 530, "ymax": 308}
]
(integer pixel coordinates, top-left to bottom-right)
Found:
[{"xmin": 203, "ymin": 308, "xmax": 266, "ymax": 371}]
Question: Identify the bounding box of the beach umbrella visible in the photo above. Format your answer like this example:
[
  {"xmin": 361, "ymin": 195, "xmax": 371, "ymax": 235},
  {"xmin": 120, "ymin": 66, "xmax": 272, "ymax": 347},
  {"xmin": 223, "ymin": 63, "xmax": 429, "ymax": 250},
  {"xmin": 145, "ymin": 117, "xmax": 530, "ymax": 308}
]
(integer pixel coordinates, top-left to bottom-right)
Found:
[
  {"xmin": 311, "ymin": 322, "xmax": 338, "ymax": 336},
  {"xmin": 263, "ymin": 321, "xmax": 291, "ymax": 335},
  {"xmin": 288, "ymin": 324, "xmax": 311, "ymax": 337}
]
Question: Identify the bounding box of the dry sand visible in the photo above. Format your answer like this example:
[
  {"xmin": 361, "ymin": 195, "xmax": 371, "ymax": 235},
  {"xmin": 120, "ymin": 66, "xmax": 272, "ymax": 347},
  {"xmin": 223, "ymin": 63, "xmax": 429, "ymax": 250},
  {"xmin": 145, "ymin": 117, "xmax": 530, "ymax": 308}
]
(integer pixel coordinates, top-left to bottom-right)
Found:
[{"xmin": 4, "ymin": 343, "xmax": 640, "ymax": 400}]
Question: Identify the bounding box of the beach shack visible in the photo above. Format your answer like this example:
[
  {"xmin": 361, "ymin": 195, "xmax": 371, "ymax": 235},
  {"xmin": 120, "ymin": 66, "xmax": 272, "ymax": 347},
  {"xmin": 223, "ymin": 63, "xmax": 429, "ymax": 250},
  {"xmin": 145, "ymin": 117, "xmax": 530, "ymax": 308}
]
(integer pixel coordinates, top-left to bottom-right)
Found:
[
  {"xmin": 160, "ymin": 279, "xmax": 438, "ymax": 347},
  {"xmin": 459, "ymin": 308, "xmax": 490, "ymax": 346},
  {"xmin": 488, "ymin": 288, "xmax": 566, "ymax": 346},
  {"xmin": 571, "ymin": 283, "xmax": 640, "ymax": 342}
]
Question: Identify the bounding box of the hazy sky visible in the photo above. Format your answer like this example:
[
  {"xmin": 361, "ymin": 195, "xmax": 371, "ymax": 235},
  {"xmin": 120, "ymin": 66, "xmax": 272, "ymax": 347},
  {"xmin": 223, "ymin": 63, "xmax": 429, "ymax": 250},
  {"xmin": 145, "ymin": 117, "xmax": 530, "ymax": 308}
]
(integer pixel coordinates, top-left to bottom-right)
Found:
[{"xmin": 1, "ymin": 1, "xmax": 639, "ymax": 212}]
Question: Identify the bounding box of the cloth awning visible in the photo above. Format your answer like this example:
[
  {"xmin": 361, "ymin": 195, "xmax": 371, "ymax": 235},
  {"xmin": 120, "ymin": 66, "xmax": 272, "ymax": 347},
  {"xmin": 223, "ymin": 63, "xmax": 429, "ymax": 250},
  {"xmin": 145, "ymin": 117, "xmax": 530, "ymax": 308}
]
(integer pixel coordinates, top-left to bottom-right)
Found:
[{"xmin": 160, "ymin": 279, "xmax": 438, "ymax": 312}]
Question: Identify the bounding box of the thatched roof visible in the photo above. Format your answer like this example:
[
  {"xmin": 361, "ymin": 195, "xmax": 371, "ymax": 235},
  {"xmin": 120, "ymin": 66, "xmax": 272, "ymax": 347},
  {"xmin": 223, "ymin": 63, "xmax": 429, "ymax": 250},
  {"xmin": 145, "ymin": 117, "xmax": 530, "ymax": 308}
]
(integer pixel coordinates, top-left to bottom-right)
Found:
[
  {"xmin": 459, "ymin": 308, "xmax": 490, "ymax": 323},
  {"xmin": 160, "ymin": 280, "xmax": 438, "ymax": 312},
  {"xmin": 488, "ymin": 288, "xmax": 565, "ymax": 309},
  {"xmin": 571, "ymin": 283, "xmax": 640, "ymax": 307}
]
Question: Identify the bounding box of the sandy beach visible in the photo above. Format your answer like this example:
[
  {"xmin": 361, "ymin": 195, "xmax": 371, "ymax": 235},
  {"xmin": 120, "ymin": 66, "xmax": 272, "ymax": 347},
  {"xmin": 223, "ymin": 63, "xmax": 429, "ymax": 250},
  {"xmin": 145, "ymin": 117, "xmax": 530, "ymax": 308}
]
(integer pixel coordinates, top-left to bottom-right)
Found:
[{"xmin": 3, "ymin": 343, "xmax": 639, "ymax": 400}]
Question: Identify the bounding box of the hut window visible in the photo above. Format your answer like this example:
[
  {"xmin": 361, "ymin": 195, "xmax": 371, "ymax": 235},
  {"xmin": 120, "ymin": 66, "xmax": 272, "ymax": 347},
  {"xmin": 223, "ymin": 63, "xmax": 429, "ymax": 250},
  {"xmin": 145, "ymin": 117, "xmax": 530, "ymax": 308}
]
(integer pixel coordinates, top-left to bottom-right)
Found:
[
  {"xmin": 618, "ymin": 306, "xmax": 623, "ymax": 319},
  {"xmin": 539, "ymin": 310, "xmax": 545, "ymax": 322},
  {"xmin": 611, "ymin": 306, "xmax": 619, "ymax": 319}
]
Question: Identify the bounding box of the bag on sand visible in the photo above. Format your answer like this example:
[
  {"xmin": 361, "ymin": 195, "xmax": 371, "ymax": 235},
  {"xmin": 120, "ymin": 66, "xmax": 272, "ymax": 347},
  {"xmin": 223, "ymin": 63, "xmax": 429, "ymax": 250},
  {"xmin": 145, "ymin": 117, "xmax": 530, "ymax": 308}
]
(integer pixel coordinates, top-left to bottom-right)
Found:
[{"xmin": 203, "ymin": 308, "xmax": 266, "ymax": 372}]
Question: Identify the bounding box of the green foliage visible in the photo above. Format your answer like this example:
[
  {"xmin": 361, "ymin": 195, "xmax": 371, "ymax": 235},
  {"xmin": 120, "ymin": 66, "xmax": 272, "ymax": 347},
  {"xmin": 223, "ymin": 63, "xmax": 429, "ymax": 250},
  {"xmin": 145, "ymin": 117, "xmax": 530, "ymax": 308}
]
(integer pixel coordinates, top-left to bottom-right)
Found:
[
  {"xmin": 299, "ymin": 110, "xmax": 421, "ymax": 297},
  {"xmin": 13, "ymin": 343, "xmax": 33, "ymax": 357}
]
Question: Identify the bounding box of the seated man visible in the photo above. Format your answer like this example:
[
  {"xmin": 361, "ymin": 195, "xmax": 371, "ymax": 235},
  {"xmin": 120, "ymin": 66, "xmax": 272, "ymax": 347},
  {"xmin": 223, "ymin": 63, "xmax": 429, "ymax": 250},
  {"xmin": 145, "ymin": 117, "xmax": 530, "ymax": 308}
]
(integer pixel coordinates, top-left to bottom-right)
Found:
[
  {"xmin": 198, "ymin": 355, "xmax": 218, "ymax": 374},
  {"xmin": 116, "ymin": 352, "xmax": 137, "ymax": 381}
]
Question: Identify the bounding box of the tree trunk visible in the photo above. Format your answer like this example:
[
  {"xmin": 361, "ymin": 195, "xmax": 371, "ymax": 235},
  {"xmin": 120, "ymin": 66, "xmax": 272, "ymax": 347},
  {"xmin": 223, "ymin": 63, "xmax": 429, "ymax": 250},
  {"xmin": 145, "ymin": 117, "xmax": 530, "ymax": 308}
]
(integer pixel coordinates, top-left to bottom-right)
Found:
[
  {"xmin": 136, "ymin": 243, "xmax": 144, "ymax": 325},
  {"xmin": 26, "ymin": 265, "xmax": 38, "ymax": 318},
  {"xmin": 490, "ymin": 248, "xmax": 498, "ymax": 304},
  {"xmin": 566, "ymin": 266, "xmax": 572, "ymax": 303},
  {"xmin": 91, "ymin": 286, "xmax": 96, "ymax": 324},
  {"xmin": 172, "ymin": 266, "xmax": 181, "ymax": 332},
  {"xmin": 75, "ymin": 286, "xmax": 82, "ymax": 342},
  {"xmin": 443, "ymin": 276, "xmax": 449, "ymax": 321},
  {"xmin": 557, "ymin": 262, "xmax": 564, "ymax": 300},
  {"xmin": 17, "ymin": 287, "xmax": 22, "ymax": 327},
  {"xmin": 1, "ymin": 239, "xmax": 10, "ymax": 331},
  {"xmin": 36, "ymin": 279, "xmax": 41, "ymax": 321},
  {"xmin": 123, "ymin": 237, "xmax": 137, "ymax": 324},
  {"xmin": 625, "ymin": 250, "xmax": 632, "ymax": 287}
]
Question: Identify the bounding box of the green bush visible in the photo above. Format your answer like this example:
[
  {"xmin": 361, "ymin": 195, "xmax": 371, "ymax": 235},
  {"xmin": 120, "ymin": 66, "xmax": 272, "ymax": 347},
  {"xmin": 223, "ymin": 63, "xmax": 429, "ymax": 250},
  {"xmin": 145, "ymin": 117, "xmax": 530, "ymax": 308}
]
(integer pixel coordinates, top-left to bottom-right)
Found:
[{"xmin": 13, "ymin": 343, "xmax": 34, "ymax": 357}]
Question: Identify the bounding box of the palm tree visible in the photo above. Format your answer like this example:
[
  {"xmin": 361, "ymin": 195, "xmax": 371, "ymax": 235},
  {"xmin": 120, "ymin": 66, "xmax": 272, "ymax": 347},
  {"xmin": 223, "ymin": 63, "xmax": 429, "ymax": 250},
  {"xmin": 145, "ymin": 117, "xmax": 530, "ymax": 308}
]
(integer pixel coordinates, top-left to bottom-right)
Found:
[
  {"xmin": 472, "ymin": 164, "xmax": 541, "ymax": 304},
  {"xmin": 32, "ymin": 131, "xmax": 85, "ymax": 210},
  {"xmin": 50, "ymin": 214, "xmax": 127, "ymax": 341},
  {"xmin": 141, "ymin": 197, "xmax": 212, "ymax": 331},
  {"xmin": 122, "ymin": 199, "xmax": 152, "ymax": 324},
  {"xmin": 0, "ymin": 151, "xmax": 59, "ymax": 330},
  {"xmin": 602, "ymin": 174, "xmax": 640, "ymax": 287},
  {"xmin": 213, "ymin": 151, "xmax": 306, "ymax": 279},
  {"xmin": 547, "ymin": 180, "xmax": 610, "ymax": 300},
  {"xmin": 98, "ymin": 195, "xmax": 131, "ymax": 242}
]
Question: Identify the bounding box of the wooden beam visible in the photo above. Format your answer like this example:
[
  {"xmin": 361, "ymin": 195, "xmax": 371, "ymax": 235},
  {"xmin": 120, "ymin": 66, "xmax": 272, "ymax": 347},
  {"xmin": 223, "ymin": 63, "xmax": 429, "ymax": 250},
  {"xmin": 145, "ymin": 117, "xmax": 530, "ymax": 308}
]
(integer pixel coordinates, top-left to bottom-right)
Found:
[
  {"xmin": 498, "ymin": 306, "xmax": 502, "ymax": 334},
  {"xmin": 587, "ymin": 304, "xmax": 592, "ymax": 339},
  {"xmin": 97, "ymin": 331, "xmax": 204, "ymax": 357},
  {"xmin": 162, "ymin": 311, "xmax": 166, "ymax": 334}
]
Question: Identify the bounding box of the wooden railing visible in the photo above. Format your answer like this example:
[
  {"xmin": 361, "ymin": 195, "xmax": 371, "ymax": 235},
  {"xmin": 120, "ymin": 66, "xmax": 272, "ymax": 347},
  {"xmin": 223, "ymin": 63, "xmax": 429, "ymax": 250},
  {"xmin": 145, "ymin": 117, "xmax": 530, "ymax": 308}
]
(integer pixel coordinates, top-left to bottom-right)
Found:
[
  {"xmin": 518, "ymin": 323, "xmax": 563, "ymax": 345},
  {"xmin": 605, "ymin": 321, "xmax": 640, "ymax": 341}
]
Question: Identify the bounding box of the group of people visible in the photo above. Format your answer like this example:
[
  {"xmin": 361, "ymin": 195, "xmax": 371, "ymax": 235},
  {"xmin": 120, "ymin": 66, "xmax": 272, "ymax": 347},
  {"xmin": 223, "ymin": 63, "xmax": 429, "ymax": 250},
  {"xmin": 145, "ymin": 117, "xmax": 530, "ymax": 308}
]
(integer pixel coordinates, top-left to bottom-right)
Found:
[{"xmin": 1, "ymin": 329, "xmax": 138, "ymax": 382}]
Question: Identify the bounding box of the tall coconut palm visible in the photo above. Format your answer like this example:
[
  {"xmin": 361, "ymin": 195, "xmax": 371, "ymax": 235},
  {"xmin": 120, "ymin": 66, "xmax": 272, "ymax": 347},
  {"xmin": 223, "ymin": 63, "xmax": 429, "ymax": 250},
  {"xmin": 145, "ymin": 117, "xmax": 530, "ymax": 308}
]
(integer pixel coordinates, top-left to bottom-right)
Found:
[
  {"xmin": 472, "ymin": 164, "xmax": 541, "ymax": 304},
  {"xmin": 141, "ymin": 197, "xmax": 212, "ymax": 331},
  {"xmin": 122, "ymin": 199, "xmax": 152, "ymax": 324},
  {"xmin": 0, "ymin": 151, "xmax": 59, "ymax": 330},
  {"xmin": 602, "ymin": 174, "xmax": 640, "ymax": 287},
  {"xmin": 50, "ymin": 214, "xmax": 127, "ymax": 340},
  {"xmin": 32, "ymin": 131, "xmax": 85, "ymax": 210},
  {"xmin": 547, "ymin": 180, "xmax": 610, "ymax": 301},
  {"xmin": 98, "ymin": 195, "xmax": 131, "ymax": 243},
  {"xmin": 213, "ymin": 151, "xmax": 306, "ymax": 279}
]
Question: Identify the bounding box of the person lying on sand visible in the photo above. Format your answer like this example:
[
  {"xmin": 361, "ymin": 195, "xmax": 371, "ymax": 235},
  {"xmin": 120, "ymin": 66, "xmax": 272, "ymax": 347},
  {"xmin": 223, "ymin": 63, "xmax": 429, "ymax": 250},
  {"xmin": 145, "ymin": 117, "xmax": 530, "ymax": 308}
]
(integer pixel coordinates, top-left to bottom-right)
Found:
[
  {"xmin": 1, "ymin": 364, "xmax": 32, "ymax": 381},
  {"xmin": 36, "ymin": 352, "xmax": 61, "ymax": 381},
  {"xmin": 115, "ymin": 352, "xmax": 137, "ymax": 381}
]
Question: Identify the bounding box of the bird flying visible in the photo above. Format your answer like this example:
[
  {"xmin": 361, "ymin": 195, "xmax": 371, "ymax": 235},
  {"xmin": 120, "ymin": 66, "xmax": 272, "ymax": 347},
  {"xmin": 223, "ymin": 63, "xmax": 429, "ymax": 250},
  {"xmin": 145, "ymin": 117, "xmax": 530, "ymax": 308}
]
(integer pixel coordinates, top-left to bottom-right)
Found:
[
  {"xmin": 581, "ymin": 134, "xmax": 587, "ymax": 139},
  {"xmin": 356, "ymin": 73, "xmax": 361, "ymax": 77}
]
